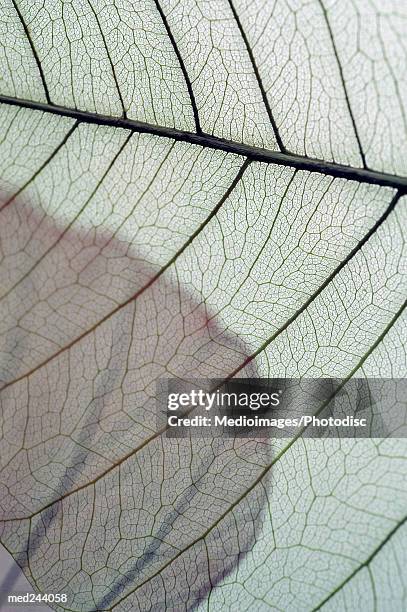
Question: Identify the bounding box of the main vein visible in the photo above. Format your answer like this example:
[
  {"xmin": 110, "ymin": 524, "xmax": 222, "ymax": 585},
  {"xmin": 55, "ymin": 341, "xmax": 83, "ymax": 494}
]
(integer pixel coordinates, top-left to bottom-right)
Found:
[{"xmin": 1, "ymin": 94, "xmax": 406, "ymax": 191}]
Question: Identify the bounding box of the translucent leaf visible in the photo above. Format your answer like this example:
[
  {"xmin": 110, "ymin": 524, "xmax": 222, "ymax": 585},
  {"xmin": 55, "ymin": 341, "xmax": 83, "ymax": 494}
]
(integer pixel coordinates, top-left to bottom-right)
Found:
[{"xmin": 0, "ymin": 0, "xmax": 406, "ymax": 610}]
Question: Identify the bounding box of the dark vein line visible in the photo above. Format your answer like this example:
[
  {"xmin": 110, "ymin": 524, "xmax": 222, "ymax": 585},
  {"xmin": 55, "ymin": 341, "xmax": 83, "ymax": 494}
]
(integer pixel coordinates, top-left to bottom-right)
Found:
[
  {"xmin": 0, "ymin": 159, "xmax": 250, "ymax": 394},
  {"xmin": 1, "ymin": 187, "xmax": 400, "ymax": 522},
  {"xmin": 317, "ymin": 0, "xmax": 367, "ymax": 168},
  {"xmin": 1, "ymin": 95, "xmax": 406, "ymax": 190},
  {"xmin": 0, "ymin": 8, "xmax": 403, "ymax": 600},
  {"xmin": 312, "ymin": 514, "xmax": 407, "ymax": 611},
  {"xmin": 109, "ymin": 297, "xmax": 407, "ymax": 609},
  {"xmin": 0, "ymin": 121, "xmax": 79, "ymax": 213},
  {"xmin": 85, "ymin": 1, "xmax": 127, "ymax": 117},
  {"xmin": 10, "ymin": 0, "xmax": 51, "ymax": 104},
  {"xmin": 225, "ymin": 191, "xmax": 403, "ymax": 381},
  {"xmin": 151, "ymin": 0, "xmax": 201, "ymax": 133},
  {"xmin": 0, "ymin": 131, "xmax": 133, "ymax": 301},
  {"xmin": 226, "ymin": 0, "xmax": 285, "ymax": 152}
]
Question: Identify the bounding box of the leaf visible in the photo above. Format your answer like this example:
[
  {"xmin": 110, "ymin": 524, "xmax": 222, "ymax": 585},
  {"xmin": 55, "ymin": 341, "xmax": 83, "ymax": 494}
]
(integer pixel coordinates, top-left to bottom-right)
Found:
[{"xmin": 0, "ymin": 1, "xmax": 406, "ymax": 611}]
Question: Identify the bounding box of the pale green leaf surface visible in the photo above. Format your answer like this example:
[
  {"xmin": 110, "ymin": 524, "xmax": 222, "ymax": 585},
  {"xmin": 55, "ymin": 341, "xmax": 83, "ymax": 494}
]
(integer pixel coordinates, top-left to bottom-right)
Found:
[
  {"xmin": 232, "ymin": 0, "xmax": 407, "ymax": 173},
  {"xmin": 0, "ymin": 1, "xmax": 406, "ymax": 611}
]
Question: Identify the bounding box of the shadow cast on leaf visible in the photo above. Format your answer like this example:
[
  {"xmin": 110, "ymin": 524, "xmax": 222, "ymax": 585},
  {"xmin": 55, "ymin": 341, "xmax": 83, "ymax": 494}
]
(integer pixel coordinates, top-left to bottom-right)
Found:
[{"xmin": 0, "ymin": 194, "xmax": 273, "ymax": 610}]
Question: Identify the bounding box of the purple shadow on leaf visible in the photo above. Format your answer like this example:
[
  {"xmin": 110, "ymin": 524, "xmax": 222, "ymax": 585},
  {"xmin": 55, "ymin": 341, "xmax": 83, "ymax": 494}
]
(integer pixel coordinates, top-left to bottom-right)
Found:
[{"xmin": 0, "ymin": 194, "xmax": 272, "ymax": 611}]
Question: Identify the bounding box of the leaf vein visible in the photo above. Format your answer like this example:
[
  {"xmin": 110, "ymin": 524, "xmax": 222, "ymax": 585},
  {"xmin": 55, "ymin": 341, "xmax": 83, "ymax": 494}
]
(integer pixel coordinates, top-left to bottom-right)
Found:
[
  {"xmin": 2, "ymin": 192, "xmax": 402, "ymax": 522},
  {"xmin": 10, "ymin": 0, "xmax": 51, "ymax": 104},
  {"xmin": 1, "ymin": 95, "xmax": 406, "ymax": 190}
]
